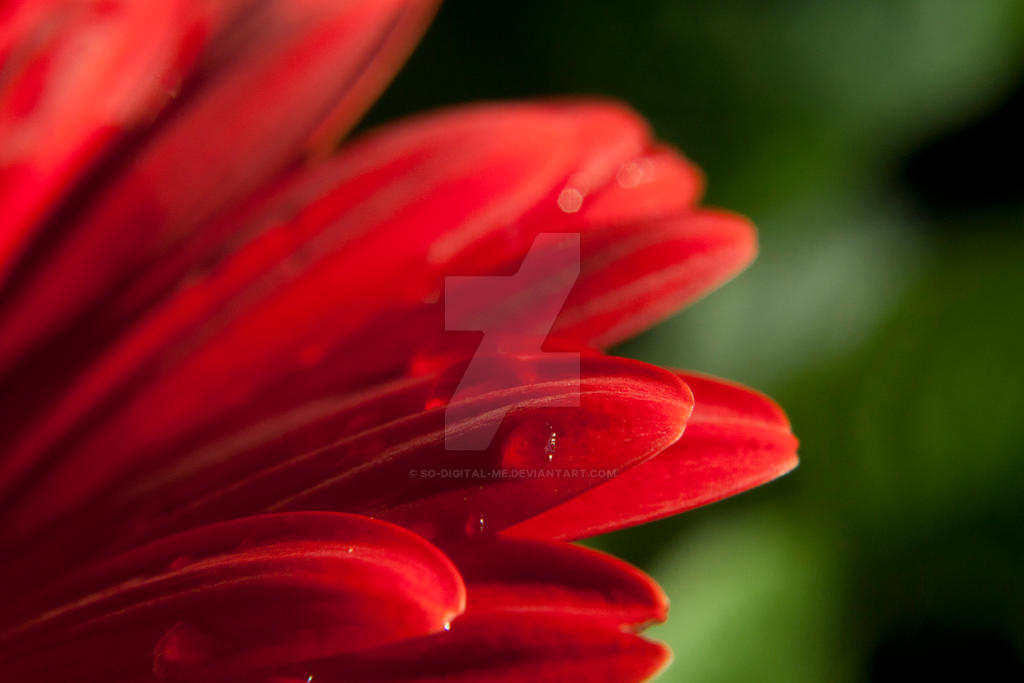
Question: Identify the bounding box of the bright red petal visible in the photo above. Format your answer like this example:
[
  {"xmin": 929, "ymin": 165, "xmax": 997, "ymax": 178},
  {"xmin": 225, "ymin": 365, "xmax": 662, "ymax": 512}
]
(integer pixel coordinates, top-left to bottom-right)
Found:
[
  {"xmin": 554, "ymin": 211, "xmax": 756, "ymax": 348},
  {"xmin": 456, "ymin": 210, "xmax": 757, "ymax": 350},
  {"xmin": 0, "ymin": 0, "xmax": 438, "ymax": 373},
  {"xmin": 162, "ymin": 357, "xmax": 687, "ymax": 544},
  {"xmin": 0, "ymin": 356, "xmax": 690, "ymax": 588},
  {"xmin": 0, "ymin": 0, "xmax": 200, "ymax": 284},
  {"xmin": 570, "ymin": 145, "xmax": 704, "ymax": 227},
  {"xmin": 451, "ymin": 538, "xmax": 668, "ymax": 629},
  {"xmin": 505, "ymin": 370, "xmax": 799, "ymax": 540},
  {"xmin": 0, "ymin": 512, "xmax": 464, "ymax": 680},
  {"xmin": 0, "ymin": 101, "xmax": 655, "ymax": 530}
]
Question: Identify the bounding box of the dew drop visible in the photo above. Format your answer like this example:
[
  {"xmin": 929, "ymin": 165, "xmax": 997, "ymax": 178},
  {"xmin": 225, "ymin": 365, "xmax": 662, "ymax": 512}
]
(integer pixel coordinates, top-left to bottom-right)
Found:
[
  {"xmin": 616, "ymin": 158, "xmax": 655, "ymax": 188},
  {"xmin": 557, "ymin": 187, "xmax": 584, "ymax": 213},
  {"xmin": 443, "ymin": 622, "xmax": 452, "ymax": 632},
  {"xmin": 616, "ymin": 162, "xmax": 642, "ymax": 188},
  {"xmin": 464, "ymin": 514, "xmax": 486, "ymax": 538},
  {"xmin": 544, "ymin": 428, "xmax": 558, "ymax": 463},
  {"xmin": 501, "ymin": 419, "xmax": 569, "ymax": 475},
  {"xmin": 502, "ymin": 420, "xmax": 565, "ymax": 469}
]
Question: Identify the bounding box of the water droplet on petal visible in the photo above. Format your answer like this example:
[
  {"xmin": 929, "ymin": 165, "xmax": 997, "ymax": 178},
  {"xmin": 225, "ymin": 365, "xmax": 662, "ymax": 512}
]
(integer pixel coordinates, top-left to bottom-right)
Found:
[
  {"xmin": 616, "ymin": 158, "xmax": 656, "ymax": 188},
  {"xmin": 464, "ymin": 514, "xmax": 486, "ymax": 538},
  {"xmin": 443, "ymin": 622, "xmax": 452, "ymax": 632},
  {"xmin": 557, "ymin": 187, "xmax": 584, "ymax": 213},
  {"xmin": 544, "ymin": 429, "xmax": 558, "ymax": 463},
  {"xmin": 502, "ymin": 420, "xmax": 562, "ymax": 468},
  {"xmin": 616, "ymin": 162, "xmax": 642, "ymax": 188}
]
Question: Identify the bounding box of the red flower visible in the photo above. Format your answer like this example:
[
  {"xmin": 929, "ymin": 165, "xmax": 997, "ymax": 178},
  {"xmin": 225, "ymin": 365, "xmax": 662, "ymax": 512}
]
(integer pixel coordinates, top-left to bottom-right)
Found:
[{"xmin": 0, "ymin": 2, "xmax": 798, "ymax": 681}]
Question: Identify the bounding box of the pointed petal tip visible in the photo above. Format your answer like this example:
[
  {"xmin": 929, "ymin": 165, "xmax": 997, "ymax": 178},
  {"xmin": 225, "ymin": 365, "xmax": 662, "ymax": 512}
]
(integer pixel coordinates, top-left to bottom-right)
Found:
[
  {"xmin": 504, "ymin": 369, "xmax": 797, "ymax": 541},
  {"xmin": 646, "ymin": 639, "xmax": 674, "ymax": 681}
]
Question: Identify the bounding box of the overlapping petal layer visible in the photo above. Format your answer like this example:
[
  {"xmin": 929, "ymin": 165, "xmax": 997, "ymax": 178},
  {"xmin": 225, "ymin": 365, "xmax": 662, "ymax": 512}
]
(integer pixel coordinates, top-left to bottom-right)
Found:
[
  {"xmin": 0, "ymin": 2, "xmax": 799, "ymax": 681},
  {"xmin": 0, "ymin": 355, "xmax": 692, "ymax": 588},
  {"xmin": 0, "ymin": 512, "xmax": 465, "ymax": 680},
  {"xmin": 507, "ymin": 371, "xmax": 799, "ymax": 540},
  {"xmin": 0, "ymin": 0, "xmax": 199, "ymax": 282},
  {"xmin": 0, "ymin": 0, "xmax": 439, "ymax": 371},
  {"xmin": 452, "ymin": 538, "xmax": 668, "ymax": 629},
  {"xmin": 0, "ymin": 102, "xmax": 750, "ymax": 545}
]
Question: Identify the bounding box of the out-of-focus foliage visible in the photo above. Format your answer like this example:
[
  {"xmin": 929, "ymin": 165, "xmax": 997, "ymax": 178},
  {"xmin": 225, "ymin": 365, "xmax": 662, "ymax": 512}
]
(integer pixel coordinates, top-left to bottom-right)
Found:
[
  {"xmin": 621, "ymin": 197, "xmax": 924, "ymax": 389},
  {"xmin": 368, "ymin": 0, "xmax": 1024, "ymax": 212},
  {"xmin": 366, "ymin": 0, "xmax": 1024, "ymax": 679},
  {"xmin": 646, "ymin": 509, "xmax": 847, "ymax": 683},
  {"xmin": 641, "ymin": 232, "xmax": 1024, "ymax": 682}
]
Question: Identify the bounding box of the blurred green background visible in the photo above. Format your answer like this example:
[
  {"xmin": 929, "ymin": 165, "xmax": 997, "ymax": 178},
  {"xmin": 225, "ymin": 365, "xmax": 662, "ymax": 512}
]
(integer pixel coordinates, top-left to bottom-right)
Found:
[{"xmin": 362, "ymin": 1, "xmax": 1024, "ymax": 680}]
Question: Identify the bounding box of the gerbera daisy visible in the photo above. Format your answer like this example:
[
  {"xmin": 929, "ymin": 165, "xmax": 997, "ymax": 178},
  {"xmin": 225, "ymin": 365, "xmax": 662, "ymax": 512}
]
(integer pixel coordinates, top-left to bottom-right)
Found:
[{"xmin": 0, "ymin": 1, "xmax": 797, "ymax": 680}]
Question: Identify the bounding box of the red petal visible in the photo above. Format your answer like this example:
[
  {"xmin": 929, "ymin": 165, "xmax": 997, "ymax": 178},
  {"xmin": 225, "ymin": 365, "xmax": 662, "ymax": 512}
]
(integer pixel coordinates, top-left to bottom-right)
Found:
[
  {"xmin": 249, "ymin": 612, "xmax": 670, "ymax": 683},
  {"xmin": 451, "ymin": 538, "xmax": 668, "ymax": 629},
  {"xmin": 0, "ymin": 355, "xmax": 691, "ymax": 587},
  {"xmin": 0, "ymin": 102, "xmax": 721, "ymax": 545},
  {"xmin": 262, "ymin": 356, "xmax": 690, "ymax": 546},
  {"xmin": 571, "ymin": 145, "xmax": 704, "ymax": 227},
  {"xmin": 0, "ymin": 0, "xmax": 201, "ymax": 284},
  {"xmin": 452, "ymin": 211, "xmax": 757, "ymax": 350},
  {"xmin": 555, "ymin": 211, "xmax": 757, "ymax": 348},
  {"xmin": 505, "ymin": 371, "xmax": 799, "ymax": 540},
  {"xmin": 0, "ymin": 373, "xmax": 442, "ymax": 586},
  {"xmin": 0, "ymin": 512, "xmax": 465, "ymax": 680},
  {"xmin": 165, "ymin": 356, "xmax": 688, "ymax": 544},
  {"xmin": 0, "ymin": 0, "xmax": 437, "ymax": 372},
  {"xmin": 0, "ymin": 101, "xmax": 652, "ymax": 528}
]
